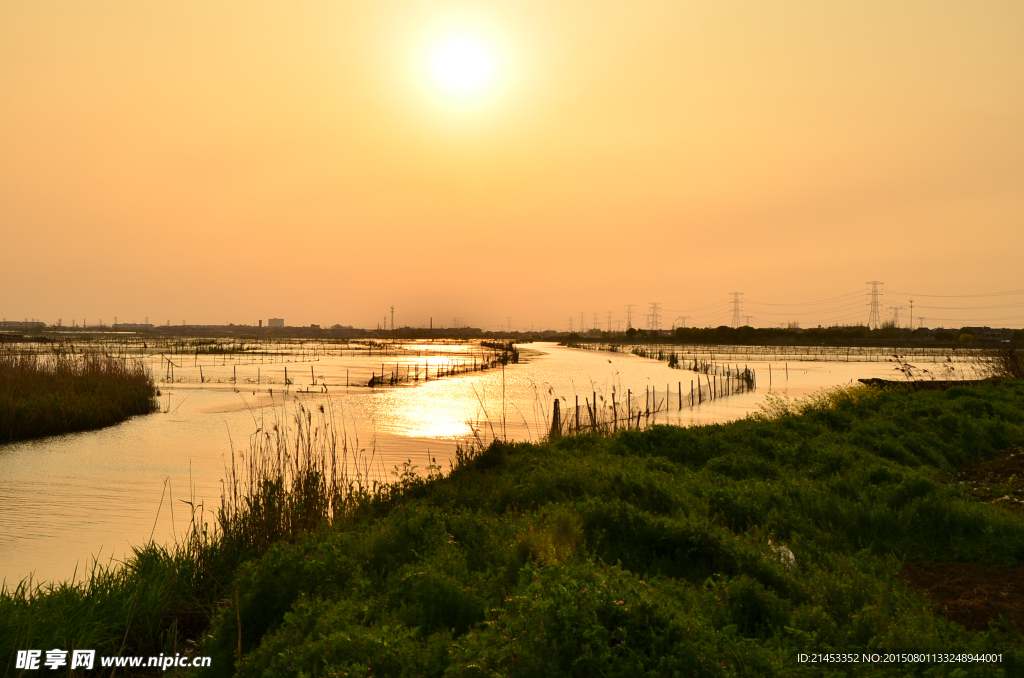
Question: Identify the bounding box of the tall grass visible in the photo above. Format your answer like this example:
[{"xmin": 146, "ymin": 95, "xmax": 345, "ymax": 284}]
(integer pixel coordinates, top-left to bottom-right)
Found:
[
  {"xmin": 0, "ymin": 345, "xmax": 157, "ymax": 443},
  {"xmin": 0, "ymin": 397, "xmax": 440, "ymax": 670},
  {"xmin": 988, "ymin": 345, "xmax": 1024, "ymax": 380}
]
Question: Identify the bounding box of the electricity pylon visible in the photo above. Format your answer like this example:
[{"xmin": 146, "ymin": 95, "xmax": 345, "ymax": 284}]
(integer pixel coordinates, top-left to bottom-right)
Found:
[
  {"xmin": 888, "ymin": 306, "xmax": 904, "ymax": 327},
  {"xmin": 866, "ymin": 281, "xmax": 884, "ymax": 329},
  {"xmin": 648, "ymin": 302, "xmax": 661, "ymax": 331},
  {"xmin": 730, "ymin": 292, "xmax": 744, "ymax": 328}
]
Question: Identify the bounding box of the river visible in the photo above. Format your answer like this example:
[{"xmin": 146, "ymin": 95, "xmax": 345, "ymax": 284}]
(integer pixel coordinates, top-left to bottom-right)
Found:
[{"xmin": 0, "ymin": 340, "xmax": 974, "ymax": 585}]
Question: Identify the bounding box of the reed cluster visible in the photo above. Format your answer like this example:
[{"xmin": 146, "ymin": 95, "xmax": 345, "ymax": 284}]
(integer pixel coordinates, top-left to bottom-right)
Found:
[
  {"xmin": 989, "ymin": 345, "xmax": 1024, "ymax": 380},
  {"xmin": 0, "ymin": 345, "xmax": 157, "ymax": 443}
]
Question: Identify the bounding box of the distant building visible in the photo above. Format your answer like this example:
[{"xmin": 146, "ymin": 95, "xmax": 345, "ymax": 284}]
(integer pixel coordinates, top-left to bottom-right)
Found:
[
  {"xmin": 965, "ymin": 326, "xmax": 1011, "ymax": 341},
  {"xmin": 0, "ymin": 320, "xmax": 46, "ymax": 330},
  {"xmin": 268, "ymin": 318, "xmax": 284, "ymax": 328},
  {"xmin": 310, "ymin": 324, "xmax": 320, "ymax": 330}
]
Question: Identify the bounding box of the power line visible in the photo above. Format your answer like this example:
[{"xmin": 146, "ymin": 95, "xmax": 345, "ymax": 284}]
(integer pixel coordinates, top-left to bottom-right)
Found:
[
  {"xmin": 905, "ymin": 302, "xmax": 1024, "ymax": 310},
  {"xmin": 744, "ymin": 290, "xmax": 863, "ymax": 307},
  {"xmin": 886, "ymin": 287, "xmax": 1024, "ymax": 299},
  {"xmin": 746, "ymin": 300, "xmax": 869, "ymax": 316}
]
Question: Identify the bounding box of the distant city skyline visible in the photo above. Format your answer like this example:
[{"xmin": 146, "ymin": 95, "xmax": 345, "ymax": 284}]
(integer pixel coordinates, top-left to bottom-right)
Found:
[
  {"xmin": 3, "ymin": 2, "xmax": 1022, "ymax": 330},
  {"xmin": 5, "ymin": 281, "xmax": 1024, "ymax": 334}
]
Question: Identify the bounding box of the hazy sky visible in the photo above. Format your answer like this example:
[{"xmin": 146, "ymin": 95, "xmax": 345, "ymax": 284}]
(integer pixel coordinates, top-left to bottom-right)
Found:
[{"xmin": 2, "ymin": 1, "xmax": 1022, "ymax": 330}]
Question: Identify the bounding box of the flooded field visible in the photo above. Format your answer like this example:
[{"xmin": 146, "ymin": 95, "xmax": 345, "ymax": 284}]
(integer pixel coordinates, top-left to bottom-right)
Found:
[{"xmin": 0, "ymin": 338, "xmax": 985, "ymax": 584}]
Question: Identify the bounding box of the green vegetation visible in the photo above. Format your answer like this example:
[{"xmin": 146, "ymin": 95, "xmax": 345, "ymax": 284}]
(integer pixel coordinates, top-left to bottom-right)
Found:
[
  {"xmin": 3, "ymin": 383, "xmax": 1024, "ymax": 676},
  {"xmin": 0, "ymin": 346, "xmax": 157, "ymax": 443}
]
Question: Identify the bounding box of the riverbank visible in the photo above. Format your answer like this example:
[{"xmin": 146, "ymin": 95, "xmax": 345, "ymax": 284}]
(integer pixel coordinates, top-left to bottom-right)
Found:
[
  {"xmin": 3, "ymin": 381, "xmax": 1023, "ymax": 676},
  {"xmin": 0, "ymin": 347, "xmax": 157, "ymax": 443}
]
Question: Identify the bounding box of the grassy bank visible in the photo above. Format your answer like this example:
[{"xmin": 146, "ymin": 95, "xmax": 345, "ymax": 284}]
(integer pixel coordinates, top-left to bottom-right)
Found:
[
  {"xmin": 3, "ymin": 382, "xmax": 1024, "ymax": 676},
  {"xmin": 0, "ymin": 346, "xmax": 157, "ymax": 443}
]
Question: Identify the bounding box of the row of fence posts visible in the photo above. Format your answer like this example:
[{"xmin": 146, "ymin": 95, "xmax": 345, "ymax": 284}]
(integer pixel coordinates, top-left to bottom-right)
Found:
[
  {"xmin": 159, "ymin": 348, "xmax": 513, "ymax": 389},
  {"xmin": 550, "ymin": 366, "xmax": 757, "ymax": 438},
  {"xmin": 367, "ymin": 349, "xmax": 514, "ymax": 388}
]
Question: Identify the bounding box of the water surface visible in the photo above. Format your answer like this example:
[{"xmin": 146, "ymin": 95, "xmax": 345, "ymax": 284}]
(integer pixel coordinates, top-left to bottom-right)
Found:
[{"xmin": 0, "ymin": 340, "xmax": 961, "ymax": 584}]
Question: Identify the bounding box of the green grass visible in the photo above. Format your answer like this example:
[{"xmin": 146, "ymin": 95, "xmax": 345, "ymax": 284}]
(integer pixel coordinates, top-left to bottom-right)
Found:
[
  {"xmin": 3, "ymin": 382, "xmax": 1024, "ymax": 677},
  {"xmin": 0, "ymin": 346, "xmax": 157, "ymax": 443}
]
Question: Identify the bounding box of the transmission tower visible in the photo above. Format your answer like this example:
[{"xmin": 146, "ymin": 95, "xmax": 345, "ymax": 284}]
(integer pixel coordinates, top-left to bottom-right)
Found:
[
  {"xmin": 580, "ymin": 311, "xmax": 586, "ymax": 332},
  {"xmin": 729, "ymin": 292, "xmax": 744, "ymax": 328},
  {"xmin": 744, "ymin": 315, "xmax": 753, "ymax": 327},
  {"xmin": 648, "ymin": 302, "xmax": 661, "ymax": 331},
  {"xmin": 568, "ymin": 317, "xmax": 574, "ymax": 332},
  {"xmin": 866, "ymin": 281, "xmax": 884, "ymax": 329},
  {"xmin": 672, "ymin": 316, "xmax": 688, "ymax": 329},
  {"xmin": 607, "ymin": 311, "xmax": 613, "ymax": 333},
  {"xmin": 625, "ymin": 304, "xmax": 634, "ymax": 329},
  {"xmin": 592, "ymin": 312, "xmax": 600, "ymax": 331},
  {"xmin": 888, "ymin": 306, "xmax": 904, "ymax": 327},
  {"xmin": 390, "ymin": 305, "xmax": 395, "ymax": 332}
]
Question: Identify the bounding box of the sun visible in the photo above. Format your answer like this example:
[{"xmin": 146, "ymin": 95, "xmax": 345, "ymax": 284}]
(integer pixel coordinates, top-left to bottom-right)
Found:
[{"xmin": 426, "ymin": 34, "xmax": 499, "ymax": 99}]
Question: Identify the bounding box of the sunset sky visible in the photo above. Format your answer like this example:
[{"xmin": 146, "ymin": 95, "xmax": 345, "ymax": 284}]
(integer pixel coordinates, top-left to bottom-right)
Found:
[{"xmin": 2, "ymin": 1, "xmax": 1022, "ymax": 330}]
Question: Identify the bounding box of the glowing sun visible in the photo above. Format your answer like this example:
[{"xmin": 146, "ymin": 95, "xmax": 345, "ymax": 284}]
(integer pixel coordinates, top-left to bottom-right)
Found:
[{"xmin": 427, "ymin": 35, "xmax": 499, "ymax": 98}]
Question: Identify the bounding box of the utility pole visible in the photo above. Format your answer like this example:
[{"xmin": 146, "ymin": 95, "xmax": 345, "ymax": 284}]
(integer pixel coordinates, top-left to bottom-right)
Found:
[
  {"xmin": 625, "ymin": 304, "xmax": 634, "ymax": 329},
  {"xmin": 729, "ymin": 292, "xmax": 743, "ymax": 328},
  {"xmin": 648, "ymin": 302, "xmax": 661, "ymax": 331},
  {"xmin": 867, "ymin": 281, "xmax": 884, "ymax": 329}
]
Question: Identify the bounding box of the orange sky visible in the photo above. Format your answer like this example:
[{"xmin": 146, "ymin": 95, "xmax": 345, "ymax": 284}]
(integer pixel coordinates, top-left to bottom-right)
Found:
[{"xmin": 2, "ymin": 1, "xmax": 1023, "ymax": 330}]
